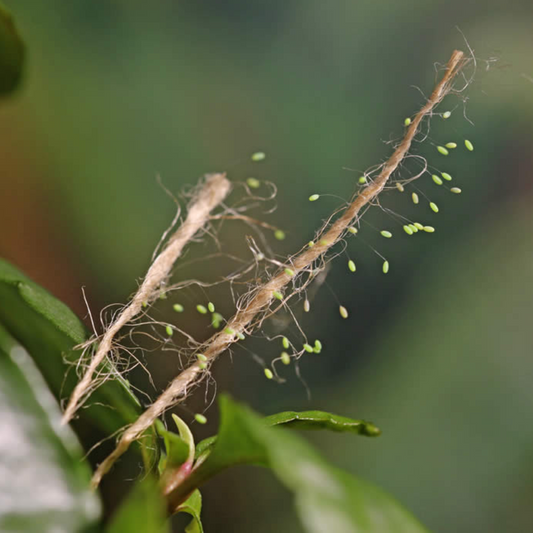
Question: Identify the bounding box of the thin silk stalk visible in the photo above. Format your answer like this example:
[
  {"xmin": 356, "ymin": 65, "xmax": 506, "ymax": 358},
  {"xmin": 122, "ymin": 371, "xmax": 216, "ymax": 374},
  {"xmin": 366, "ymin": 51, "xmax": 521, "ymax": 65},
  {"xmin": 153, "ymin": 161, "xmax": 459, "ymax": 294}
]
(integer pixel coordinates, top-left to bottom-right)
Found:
[
  {"xmin": 62, "ymin": 173, "xmax": 231, "ymax": 425},
  {"xmin": 91, "ymin": 50, "xmax": 466, "ymax": 488}
]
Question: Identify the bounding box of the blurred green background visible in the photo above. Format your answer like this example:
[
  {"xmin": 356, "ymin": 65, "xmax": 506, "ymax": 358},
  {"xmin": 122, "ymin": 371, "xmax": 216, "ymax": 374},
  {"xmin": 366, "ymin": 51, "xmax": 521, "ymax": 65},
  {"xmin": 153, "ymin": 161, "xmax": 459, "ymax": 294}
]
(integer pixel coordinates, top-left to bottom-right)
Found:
[{"xmin": 1, "ymin": 1, "xmax": 532, "ymax": 532}]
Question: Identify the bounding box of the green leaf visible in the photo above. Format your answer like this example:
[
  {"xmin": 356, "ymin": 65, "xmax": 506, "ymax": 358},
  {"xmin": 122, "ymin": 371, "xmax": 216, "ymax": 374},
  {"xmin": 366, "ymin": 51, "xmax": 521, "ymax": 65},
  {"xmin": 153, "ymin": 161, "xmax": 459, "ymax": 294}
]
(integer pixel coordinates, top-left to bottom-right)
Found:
[
  {"xmin": 194, "ymin": 408, "xmax": 379, "ymax": 458},
  {"xmin": 156, "ymin": 419, "xmax": 190, "ymax": 472},
  {"xmin": 0, "ymin": 322, "xmax": 101, "ymax": 532},
  {"xmin": 0, "ymin": 3, "xmax": 24, "ymax": 95},
  {"xmin": 171, "ymin": 395, "xmax": 428, "ymax": 533},
  {"xmin": 0, "ymin": 258, "xmax": 142, "ymax": 434},
  {"xmin": 194, "ymin": 435, "xmax": 217, "ymax": 459},
  {"xmin": 263, "ymin": 410, "xmax": 381, "ymax": 435},
  {"xmin": 178, "ymin": 490, "xmax": 204, "ymax": 533},
  {"xmin": 171, "ymin": 414, "xmax": 195, "ymax": 464},
  {"xmin": 106, "ymin": 476, "xmax": 169, "ymax": 533}
]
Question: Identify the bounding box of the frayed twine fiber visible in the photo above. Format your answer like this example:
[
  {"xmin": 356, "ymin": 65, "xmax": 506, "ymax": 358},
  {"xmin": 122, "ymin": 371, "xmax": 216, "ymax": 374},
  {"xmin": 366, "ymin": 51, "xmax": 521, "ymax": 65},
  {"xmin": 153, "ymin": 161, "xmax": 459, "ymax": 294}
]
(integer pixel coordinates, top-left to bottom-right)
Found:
[
  {"xmin": 62, "ymin": 173, "xmax": 231, "ymax": 426},
  {"xmin": 91, "ymin": 50, "xmax": 467, "ymax": 488}
]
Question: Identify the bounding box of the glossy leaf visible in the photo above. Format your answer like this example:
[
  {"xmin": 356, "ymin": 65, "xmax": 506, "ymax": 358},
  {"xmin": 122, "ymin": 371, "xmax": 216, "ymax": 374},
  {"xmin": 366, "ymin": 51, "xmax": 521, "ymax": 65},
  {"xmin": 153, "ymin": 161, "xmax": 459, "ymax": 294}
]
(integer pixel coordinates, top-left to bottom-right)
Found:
[
  {"xmin": 178, "ymin": 490, "xmax": 204, "ymax": 533},
  {"xmin": 263, "ymin": 410, "xmax": 381, "ymax": 435},
  {"xmin": 171, "ymin": 396, "xmax": 428, "ymax": 533},
  {"xmin": 0, "ymin": 258, "xmax": 142, "ymax": 434},
  {"xmin": 0, "ymin": 323, "xmax": 101, "ymax": 532},
  {"xmin": 156, "ymin": 419, "xmax": 190, "ymax": 472},
  {"xmin": 194, "ymin": 435, "xmax": 217, "ymax": 459},
  {"xmin": 107, "ymin": 476, "xmax": 169, "ymax": 533},
  {"xmin": 0, "ymin": 3, "xmax": 24, "ymax": 95},
  {"xmin": 194, "ymin": 408, "xmax": 379, "ymax": 459}
]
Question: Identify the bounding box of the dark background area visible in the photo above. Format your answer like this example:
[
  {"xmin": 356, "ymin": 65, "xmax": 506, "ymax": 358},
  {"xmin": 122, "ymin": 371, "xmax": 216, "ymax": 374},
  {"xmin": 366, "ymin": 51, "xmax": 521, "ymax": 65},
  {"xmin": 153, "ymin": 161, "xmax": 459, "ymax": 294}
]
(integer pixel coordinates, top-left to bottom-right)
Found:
[{"xmin": 1, "ymin": 1, "xmax": 532, "ymax": 532}]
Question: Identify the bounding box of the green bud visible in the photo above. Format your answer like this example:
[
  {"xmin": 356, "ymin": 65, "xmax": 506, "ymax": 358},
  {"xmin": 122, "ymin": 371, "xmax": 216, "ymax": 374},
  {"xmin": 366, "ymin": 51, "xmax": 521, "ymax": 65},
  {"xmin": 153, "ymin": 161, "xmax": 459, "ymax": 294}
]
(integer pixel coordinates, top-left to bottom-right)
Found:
[
  {"xmin": 264, "ymin": 368, "xmax": 274, "ymax": 379},
  {"xmin": 358, "ymin": 176, "xmax": 367, "ymax": 184},
  {"xmin": 348, "ymin": 226, "xmax": 358, "ymax": 234},
  {"xmin": 403, "ymin": 225, "xmax": 413, "ymax": 235},
  {"xmin": 432, "ymin": 175, "xmax": 443, "ymax": 185},
  {"xmin": 414, "ymin": 222, "xmax": 424, "ymax": 230},
  {"xmin": 380, "ymin": 230, "xmax": 392, "ymax": 238},
  {"xmin": 173, "ymin": 303, "xmax": 184, "ymax": 313},
  {"xmin": 445, "ymin": 142, "xmax": 457, "ymax": 149},
  {"xmin": 246, "ymin": 177, "xmax": 261, "ymax": 188},
  {"xmin": 348, "ymin": 260, "xmax": 356, "ymax": 272},
  {"xmin": 441, "ymin": 172, "xmax": 452, "ymax": 181},
  {"xmin": 412, "ymin": 192, "xmax": 419, "ymax": 204},
  {"xmin": 281, "ymin": 352, "xmax": 291, "ymax": 365},
  {"xmin": 196, "ymin": 304, "xmax": 208, "ymax": 314},
  {"xmin": 273, "ymin": 291, "xmax": 283, "ymax": 300},
  {"xmin": 437, "ymin": 146, "xmax": 449, "ymax": 155},
  {"xmin": 208, "ymin": 302, "xmax": 215, "ymax": 313},
  {"xmin": 423, "ymin": 226, "xmax": 435, "ymax": 233},
  {"xmin": 251, "ymin": 152, "xmax": 266, "ymax": 161},
  {"xmin": 308, "ymin": 240, "xmax": 315, "ymax": 247},
  {"xmin": 465, "ymin": 139, "xmax": 474, "ymax": 151},
  {"xmin": 309, "ymin": 194, "xmax": 320, "ymax": 201},
  {"xmin": 382, "ymin": 260, "xmax": 390, "ymax": 274},
  {"xmin": 339, "ymin": 305, "xmax": 349, "ymax": 319},
  {"xmin": 450, "ymin": 187, "xmax": 462, "ymax": 194},
  {"xmin": 284, "ymin": 268, "xmax": 295, "ymax": 277},
  {"xmin": 303, "ymin": 343, "xmax": 314, "ymax": 353},
  {"xmin": 396, "ymin": 183, "xmax": 405, "ymax": 192},
  {"xmin": 430, "ymin": 202, "xmax": 439, "ymax": 213},
  {"xmin": 442, "ymin": 111, "xmax": 451, "ymax": 119},
  {"xmin": 274, "ymin": 229, "xmax": 286, "ymax": 240},
  {"xmin": 314, "ymin": 340, "xmax": 322, "ymax": 353},
  {"xmin": 197, "ymin": 354, "xmax": 207, "ymax": 362},
  {"xmin": 304, "ymin": 299, "xmax": 310, "ymax": 312},
  {"xmin": 282, "ymin": 336, "xmax": 290, "ymax": 349},
  {"xmin": 409, "ymin": 224, "xmax": 418, "ymax": 233},
  {"xmin": 404, "ymin": 117, "xmax": 411, "ymax": 126},
  {"xmin": 165, "ymin": 325, "xmax": 173, "ymax": 337}
]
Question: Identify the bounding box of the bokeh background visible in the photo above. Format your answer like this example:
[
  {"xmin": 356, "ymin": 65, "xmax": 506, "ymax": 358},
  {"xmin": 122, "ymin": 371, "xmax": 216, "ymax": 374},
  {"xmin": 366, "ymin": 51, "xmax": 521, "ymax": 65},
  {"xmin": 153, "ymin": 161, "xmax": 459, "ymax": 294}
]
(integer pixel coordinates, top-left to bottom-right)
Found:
[{"xmin": 1, "ymin": 1, "xmax": 533, "ymax": 532}]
